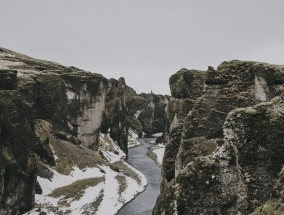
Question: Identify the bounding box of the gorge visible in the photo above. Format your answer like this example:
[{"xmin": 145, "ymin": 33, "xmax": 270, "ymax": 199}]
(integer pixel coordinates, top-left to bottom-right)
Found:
[{"xmin": 1, "ymin": 47, "xmax": 284, "ymax": 215}]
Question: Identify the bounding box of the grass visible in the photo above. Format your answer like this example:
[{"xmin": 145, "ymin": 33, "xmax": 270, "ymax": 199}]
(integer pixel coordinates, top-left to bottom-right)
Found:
[
  {"xmin": 35, "ymin": 119, "xmax": 108, "ymax": 175},
  {"xmin": 113, "ymin": 161, "xmax": 142, "ymax": 185},
  {"xmin": 81, "ymin": 190, "xmax": 104, "ymax": 214},
  {"xmin": 49, "ymin": 177, "xmax": 105, "ymax": 206},
  {"xmin": 115, "ymin": 175, "xmax": 127, "ymax": 196}
]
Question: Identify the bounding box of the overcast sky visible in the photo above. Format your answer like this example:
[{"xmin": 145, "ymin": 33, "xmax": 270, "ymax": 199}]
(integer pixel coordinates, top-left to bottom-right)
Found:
[{"xmin": 1, "ymin": 1, "xmax": 284, "ymax": 95}]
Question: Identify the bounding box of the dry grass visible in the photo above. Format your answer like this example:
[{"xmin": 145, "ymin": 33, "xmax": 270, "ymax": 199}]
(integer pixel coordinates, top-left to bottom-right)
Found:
[
  {"xmin": 49, "ymin": 177, "xmax": 105, "ymax": 206},
  {"xmin": 115, "ymin": 175, "xmax": 127, "ymax": 196},
  {"xmin": 35, "ymin": 120, "xmax": 108, "ymax": 175},
  {"xmin": 112, "ymin": 161, "xmax": 142, "ymax": 185}
]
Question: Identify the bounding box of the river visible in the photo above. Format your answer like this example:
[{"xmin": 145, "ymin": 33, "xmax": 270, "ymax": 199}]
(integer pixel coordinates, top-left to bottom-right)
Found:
[{"xmin": 117, "ymin": 138, "xmax": 161, "ymax": 215}]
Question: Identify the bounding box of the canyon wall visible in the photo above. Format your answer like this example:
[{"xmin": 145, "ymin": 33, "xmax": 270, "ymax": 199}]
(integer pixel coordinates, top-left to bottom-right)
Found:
[
  {"xmin": 154, "ymin": 61, "xmax": 284, "ymax": 215},
  {"xmin": 0, "ymin": 47, "xmax": 169, "ymax": 214},
  {"xmin": 0, "ymin": 48, "xmax": 111, "ymax": 214}
]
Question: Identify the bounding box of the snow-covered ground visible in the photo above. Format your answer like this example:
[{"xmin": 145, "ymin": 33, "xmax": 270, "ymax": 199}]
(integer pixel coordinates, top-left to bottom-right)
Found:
[
  {"xmin": 148, "ymin": 144, "xmax": 165, "ymax": 165},
  {"xmin": 128, "ymin": 129, "xmax": 141, "ymax": 148},
  {"xmin": 145, "ymin": 139, "xmax": 156, "ymax": 144},
  {"xmin": 151, "ymin": 133, "xmax": 163, "ymax": 138},
  {"xmin": 134, "ymin": 110, "xmax": 141, "ymax": 118},
  {"xmin": 25, "ymin": 134, "xmax": 147, "ymax": 215}
]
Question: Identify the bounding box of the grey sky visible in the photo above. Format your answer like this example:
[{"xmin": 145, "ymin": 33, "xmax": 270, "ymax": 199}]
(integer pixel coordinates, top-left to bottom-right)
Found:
[{"xmin": 1, "ymin": 1, "xmax": 284, "ymax": 95}]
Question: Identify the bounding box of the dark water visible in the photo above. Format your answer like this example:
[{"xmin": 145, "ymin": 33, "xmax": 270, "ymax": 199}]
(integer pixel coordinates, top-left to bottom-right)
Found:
[{"xmin": 117, "ymin": 138, "xmax": 161, "ymax": 215}]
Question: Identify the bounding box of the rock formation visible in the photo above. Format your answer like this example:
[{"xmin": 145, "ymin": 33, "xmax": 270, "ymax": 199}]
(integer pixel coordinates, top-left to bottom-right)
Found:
[
  {"xmin": 0, "ymin": 83, "xmax": 37, "ymax": 215},
  {"xmin": 137, "ymin": 93, "xmax": 169, "ymax": 136},
  {"xmin": 0, "ymin": 48, "xmax": 135, "ymax": 214},
  {"xmin": 0, "ymin": 47, "xmax": 170, "ymax": 214},
  {"xmin": 154, "ymin": 61, "xmax": 284, "ymax": 215}
]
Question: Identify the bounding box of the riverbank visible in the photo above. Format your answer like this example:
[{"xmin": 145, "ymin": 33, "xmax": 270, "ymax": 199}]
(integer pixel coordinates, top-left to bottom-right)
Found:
[
  {"xmin": 25, "ymin": 132, "xmax": 147, "ymax": 215},
  {"xmin": 147, "ymin": 143, "xmax": 165, "ymax": 166},
  {"xmin": 117, "ymin": 138, "xmax": 162, "ymax": 215}
]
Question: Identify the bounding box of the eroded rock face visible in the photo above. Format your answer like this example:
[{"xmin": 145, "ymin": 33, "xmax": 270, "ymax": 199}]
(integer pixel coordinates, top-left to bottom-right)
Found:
[
  {"xmin": 154, "ymin": 60, "xmax": 284, "ymax": 215},
  {"xmin": 160, "ymin": 68, "xmax": 205, "ymax": 193},
  {"xmin": 101, "ymin": 78, "xmax": 129, "ymax": 154},
  {"xmin": 137, "ymin": 93, "xmax": 170, "ymax": 135},
  {"xmin": 0, "ymin": 90, "xmax": 37, "ymax": 215},
  {"xmin": 0, "ymin": 47, "xmax": 128, "ymax": 214}
]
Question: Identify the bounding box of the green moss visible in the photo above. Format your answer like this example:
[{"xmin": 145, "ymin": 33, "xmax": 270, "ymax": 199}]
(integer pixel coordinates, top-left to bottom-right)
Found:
[
  {"xmin": 250, "ymin": 200, "xmax": 284, "ymax": 215},
  {"xmin": 245, "ymin": 107, "xmax": 258, "ymax": 115},
  {"xmin": 271, "ymin": 96, "xmax": 282, "ymax": 105}
]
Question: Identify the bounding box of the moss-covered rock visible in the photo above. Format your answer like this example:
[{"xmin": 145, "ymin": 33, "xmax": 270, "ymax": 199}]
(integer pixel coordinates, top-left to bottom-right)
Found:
[
  {"xmin": 0, "ymin": 69, "xmax": 17, "ymax": 90},
  {"xmin": 137, "ymin": 93, "xmax": 169, "ymax": 135},
  {"xmin": 169, "ymin": 68, "xmax": 205, "ymax": 99},
  {"xmin": 154, "ymin": 60, "xmax": 284, "ymax": 215},
  {"xmin": 0, "ymin": 90, "xmax": 37, "ymax": 215}
]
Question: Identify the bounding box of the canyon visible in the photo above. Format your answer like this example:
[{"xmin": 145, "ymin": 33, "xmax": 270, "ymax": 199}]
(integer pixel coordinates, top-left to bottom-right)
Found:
[{"xmin": 1, "ymin": 48, "xmax": 284, "ymax": 215}]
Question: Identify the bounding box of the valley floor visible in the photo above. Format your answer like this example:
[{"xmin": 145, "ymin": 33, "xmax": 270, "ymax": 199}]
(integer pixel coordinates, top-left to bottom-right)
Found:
[{"xmin": 25, "ymin": 130, "xmax": 147, "ymax": 215}]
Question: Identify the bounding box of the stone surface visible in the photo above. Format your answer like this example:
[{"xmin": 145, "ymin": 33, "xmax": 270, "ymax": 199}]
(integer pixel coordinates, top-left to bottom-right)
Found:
[
  {"xmin": 154, "ymin": 60, "xmax": 284, "ymax": 215},
  {"xmin": 0, "ymin": 47, "xmax": 136, "ymax": 214},
  {"xmin": 137, "ymin": 93, "xmax": 169, "ymax": 135},
  {"xmin": 0, "ymin": 91, "xmax": 37, "ymax": 215}
]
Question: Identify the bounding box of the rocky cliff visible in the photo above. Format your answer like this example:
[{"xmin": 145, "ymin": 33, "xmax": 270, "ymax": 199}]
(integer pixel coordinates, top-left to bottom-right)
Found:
[
  {"xmin": 0, "ymin": 47, "xmax": 145, "ymax": 214},
  {"xmin": 154, "ymin": 61, "xmax": 284, "ymax": 215},
  {"xmin": 137, "ymin": 93, "xmax": 169, "ymax": 136}
]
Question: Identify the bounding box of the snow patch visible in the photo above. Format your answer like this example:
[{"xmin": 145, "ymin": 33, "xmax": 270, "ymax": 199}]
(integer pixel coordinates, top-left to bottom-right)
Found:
[
  {"xmin": 152, "ymin": 132, "xmax": 163, "ymax": 138},
  {"xmin": 151, "ymin": 144, "xmax": 165, "ymax": 165},
  {"xmin": 128, "ymin": 129, "xmax": 141, "ymax": 148},
  {"xmin": 135, "ymin": 110, "xmax": 141, "ymax": 118},
  {"xmin": 26, "ymin": 135, "xmax": 148, "ymax": 215},
  {"xmin": 99, "ymin": 133, "xmax": 126, "ymax": 162},
  {"xmin": 255, "ymin": 75, "xmax": 269, "ymax": 101}
]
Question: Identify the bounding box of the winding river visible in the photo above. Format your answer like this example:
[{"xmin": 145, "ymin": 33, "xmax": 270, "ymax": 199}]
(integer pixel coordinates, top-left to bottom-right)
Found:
[{"xmin": 117, "ymin": 138, "xmax": 161, "ymax": 215}]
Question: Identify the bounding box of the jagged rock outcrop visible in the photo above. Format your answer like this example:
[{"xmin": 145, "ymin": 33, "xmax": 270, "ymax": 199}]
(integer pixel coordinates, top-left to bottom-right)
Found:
[
  {"xmin": 101, "ymin": 77, "xmax": 130, "ymax": 154},
  {"xmin": 0, "ymin": 47, "xmax": 134, "ymax": 214},
  {"xmin": 160, "ymin": 69, "xmax": 206, "ymax": 194},
  {"xmin": 137, "ymin": 93, "xmax": 169, "ymax": 136},
  {"xmin": 0, "ymin": 78, "xmax": 37, "ymax": 214},
  {"xmin": 154, "ymin": 60, "xmax": 284, "ymax": 215}
]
